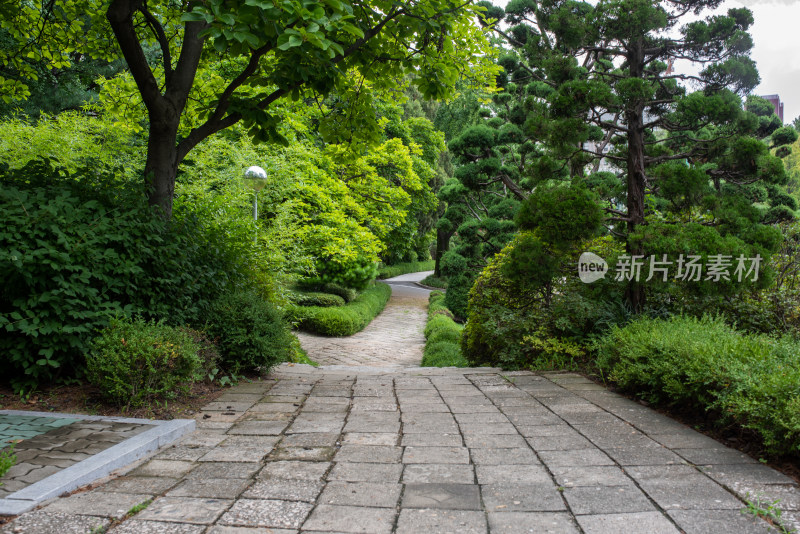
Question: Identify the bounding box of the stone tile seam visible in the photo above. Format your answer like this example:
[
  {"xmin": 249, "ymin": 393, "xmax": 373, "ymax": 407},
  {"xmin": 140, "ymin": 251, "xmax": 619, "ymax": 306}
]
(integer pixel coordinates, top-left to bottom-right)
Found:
[
  {"xmin": 429, "ymin": 375, "xmax": 497, "ymax": 534},
  {"xmin": 518, "ymin": 375, "xmax": 689, "ymax": 529},
  {"xmin": 279, "ymin": 375, "xmax": 343, "ymax": 533},
  {"xmin": 466, "ymin": 373, "xmax": 583, "ymax": 534},
  {"xmin": 555, "ymin": 376, "xmax": 786, "ymax": 496},
  {"xmin": 536, "ymin": 373, "xmax": 750, "ymax": 531}
]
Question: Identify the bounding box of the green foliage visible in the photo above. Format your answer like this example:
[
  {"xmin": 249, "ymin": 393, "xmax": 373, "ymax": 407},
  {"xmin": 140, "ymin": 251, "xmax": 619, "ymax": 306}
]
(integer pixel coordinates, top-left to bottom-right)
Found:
[
  {"xmin": 204, "ymin": 290, "xmax": 295, "ymax": 374},
  {"xmin": 0, "ymin": 112, "xmax": 142, "ymax": 176},
  {"xmin": 86, "ymin": 317, "xmax": 203, "ymax": 408},
  {"xmin": 422, "ymin": 292, "xmax": 468, "ymax": 367},
  {"xmin": 0, "ymin": 443, "xmax": 16, "ymax": 481},
  {"xmin": 462, "ymin": 234, "xmax": 624, "ymax": 370},
  {"xmin": 1, "ymin": 0, "xmax": 499, "ymax": 217},
  {"xmin": 294, "ymin": 282, "xmax": 358, "ymax": 304},
  {"xmin": 742, "ymin": 493, "xmax": 793, "ymax": 534},
  {"xmin": 125, "ymin": 499, "xmax": 153, "ymax": 517},
  {"xmin": 290, "ymin": 283, "xmax": 392, "ymax": 336},
  {"xmin": 306, "ymin": 256, "xmax": 379, "ymax": 291},
  {"xmin": 377, "ymin": 260, "xmax": 435, "ymax": 279},
  {"xmin": 290, "ymin": 291, "xmax": 346, "ymax": 308},
  {"xmin": 451, "ymin": 0, "xmax": 799, "ymax": 380},
  {"xmin": 442, "ymin": 271, "xmax": 473, "ymax": 320},
  {"xmin": 202, "ymin": 126, "xmax": 441, "ymax": 291},
  {"xmin": 0, "ymin": 160, "xmax": 248, "ymax": 390},
  {"xmin": 420, "ymin": 274, "xmax": 448, "ymax": 289},
  {"xmin": 319, "ymin": 284, "xmax": 359, "ymax": 304},
  {"xmin": 596, "ymin": 315, "xmax": 800, "ymax": 456},
  {"xmin": 515, "ymin": 185, "xmax": 603, "ymax": 245}
]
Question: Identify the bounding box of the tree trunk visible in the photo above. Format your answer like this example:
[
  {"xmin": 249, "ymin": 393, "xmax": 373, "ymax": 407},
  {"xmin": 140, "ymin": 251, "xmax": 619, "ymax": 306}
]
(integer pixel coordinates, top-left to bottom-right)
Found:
[
  {"xmin": 145, "ymin": 116, "xmax": 180, "ymax": 218},
  {"xmin": 434, "ymin": 228, "xmax": 453, "ymax": 277},
  {"xmin": 107, "ymin": 0, "xmax": 205, "ymax": 219},
  {"xmin": 624, "ymin": 37, "xmax": 647, "ymax": 312}
]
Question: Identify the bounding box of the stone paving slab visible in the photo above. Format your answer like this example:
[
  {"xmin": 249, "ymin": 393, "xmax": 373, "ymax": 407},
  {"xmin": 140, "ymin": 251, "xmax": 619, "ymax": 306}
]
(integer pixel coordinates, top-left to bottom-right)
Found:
[
  {"xmin": 0, "ymin": 412, "xmax": 193, "ymax": 515},
  {"xmin": 2, "ymin": 365, "xmax": 798, "ymax": 534},
  {"xmin": 0, "ymin": 418, "xmax": 147, "ymax": 497}
]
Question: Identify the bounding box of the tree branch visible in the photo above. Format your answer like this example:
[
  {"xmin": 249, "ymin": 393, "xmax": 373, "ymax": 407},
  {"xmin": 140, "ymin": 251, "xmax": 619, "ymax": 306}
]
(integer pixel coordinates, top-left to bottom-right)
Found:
[
  {"xmin": 106, "ymin": 0, "xmax": 164, "ymax": 112},
  {"xmin": 139, "ymin": 1, "xmax": 173, "ymax": 84}
]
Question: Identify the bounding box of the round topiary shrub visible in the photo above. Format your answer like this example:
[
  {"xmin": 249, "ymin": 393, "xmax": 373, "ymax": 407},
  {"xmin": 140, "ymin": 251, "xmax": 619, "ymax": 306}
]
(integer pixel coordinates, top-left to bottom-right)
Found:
[
  {"xmin": 87, "ymin": 317, "xmax": 202, "ymax": 408},
  {"xmin": 205, "ymin": 290, "xmax": 294, "ymax": 373}
]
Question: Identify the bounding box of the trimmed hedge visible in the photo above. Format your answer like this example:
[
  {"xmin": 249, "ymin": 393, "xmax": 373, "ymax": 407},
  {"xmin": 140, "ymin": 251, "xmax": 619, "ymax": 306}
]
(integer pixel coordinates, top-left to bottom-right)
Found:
[
  {"xmin": 290, "ymin": 283, "xmax": 392, "ymax": 336},
  {"xmin": 420, "ymin": 274, "xmax": 448, "ymax": 288},
  {"xmin": 294, "ymin": 282, "xmax": 358, "ymax": 303},
  {"xmin": 422, "ymin": 291, "xmax": 468, "ymax": 367},
  {"xmin": 597, "ymin": 315, "xmax": 800, "ymax": 456},
  {"xmin": 290, "ymin": 291, "xmax": 346, "ymax": 308},
  {"xmin": 377, "ymin": 260, "xmax": 434, "ymax": 279}
]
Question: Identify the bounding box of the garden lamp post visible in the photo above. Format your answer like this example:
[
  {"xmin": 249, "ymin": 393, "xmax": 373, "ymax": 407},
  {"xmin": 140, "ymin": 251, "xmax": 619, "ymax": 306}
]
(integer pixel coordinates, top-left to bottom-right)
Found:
[{"xmin": 244, "ymin": 165, "xmax": 268, "ymax": 244}]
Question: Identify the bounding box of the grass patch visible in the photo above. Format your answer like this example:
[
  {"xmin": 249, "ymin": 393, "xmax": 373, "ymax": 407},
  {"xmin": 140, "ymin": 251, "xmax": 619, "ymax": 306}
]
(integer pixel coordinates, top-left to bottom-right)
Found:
[
  {"xmin": 422, "ymin": 291, "xmax": 468, "ymax": 367},
  {"xmin": 0, "ymin": 443, "xmax": 16, "ymax": 482},
  {"xmin": 420, "ymin": 274, "xmax": 448, "ymax": 288},
  {"xmin": 126, "ymin": 499, "xmax": 153, "ymax": 516},
  {"xmin": 377, "ymin": 260, "xmax": 434, "ymax": 279},
  {"xmin": 742, "ymin": 492, "xmax": 793, "ymax": 533},
  {"xmin": 597, "ymin": 315, "xmax": 800, "ymax": 457},
  {"xmin": 289, "ymin": 283, "xmax": 392, "ymax": 336}
]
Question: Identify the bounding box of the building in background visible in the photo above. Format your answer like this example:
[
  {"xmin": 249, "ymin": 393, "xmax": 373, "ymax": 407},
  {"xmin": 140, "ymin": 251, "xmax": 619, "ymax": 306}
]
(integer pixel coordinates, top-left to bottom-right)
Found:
[{"xmin": 760, "ymin": 94, "xmax": 784, "ymax": 122}]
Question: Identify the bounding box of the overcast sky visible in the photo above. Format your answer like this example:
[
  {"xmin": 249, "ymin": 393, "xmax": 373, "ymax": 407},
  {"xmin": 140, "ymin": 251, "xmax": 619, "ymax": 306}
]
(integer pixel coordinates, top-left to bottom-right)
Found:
[{"xmin": 724, "ymin": 0, "xmax": 800, "ymax": 123}]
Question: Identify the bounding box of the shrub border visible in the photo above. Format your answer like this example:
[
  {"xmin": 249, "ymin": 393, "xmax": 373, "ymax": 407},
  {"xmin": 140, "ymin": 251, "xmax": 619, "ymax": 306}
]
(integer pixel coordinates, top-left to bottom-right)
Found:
[
  {"xmin": 422, "ymin": 291, "xmax": 468, "ymax": 367},
  {"xmin": 290, "ymin": 282, "xmax": 392, "ymax": 336}
]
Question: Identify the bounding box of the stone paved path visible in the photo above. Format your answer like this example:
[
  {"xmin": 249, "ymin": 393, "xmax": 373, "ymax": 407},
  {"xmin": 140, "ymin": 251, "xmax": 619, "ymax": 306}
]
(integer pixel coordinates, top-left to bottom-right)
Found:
[
  {"xmin": 295, "ymin": 274, "xmax": 433, "ymax": 367},
  {"xmin": 4, "ymin": 365, "xmax": 798, "ymax": 534},
  {"xmin": 2, "ymin": 271, "xmax": 799, "ymax": 533}
]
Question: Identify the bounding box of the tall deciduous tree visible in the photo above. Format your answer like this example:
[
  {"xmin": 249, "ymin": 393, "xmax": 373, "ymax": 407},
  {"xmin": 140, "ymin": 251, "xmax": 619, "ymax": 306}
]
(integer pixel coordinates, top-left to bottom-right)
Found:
[{"xmin": 2, "ymin": 0, "xmax": 497, "ymax": 217}]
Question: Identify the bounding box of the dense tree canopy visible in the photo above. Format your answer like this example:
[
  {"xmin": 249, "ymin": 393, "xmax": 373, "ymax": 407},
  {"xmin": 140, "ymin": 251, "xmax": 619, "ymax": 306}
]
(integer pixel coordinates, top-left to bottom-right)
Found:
[{"xmin": 1, "ymin": 0, "xmax": 497, "ymax": 216}]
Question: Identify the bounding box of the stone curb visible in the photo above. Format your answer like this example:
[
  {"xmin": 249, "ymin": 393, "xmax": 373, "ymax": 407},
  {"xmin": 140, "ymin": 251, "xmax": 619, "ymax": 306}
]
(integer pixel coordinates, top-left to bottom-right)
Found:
[
  {"xmin": 382, "ymin": 279, "xmax": 444, "ymax": 292},
  {"xmin": 0, "ymin": 415, "xmax": 194, "ymax": 515},
  {"xmin": 383, "ymin": 280, "xmax": 443, "ymax": 293}
]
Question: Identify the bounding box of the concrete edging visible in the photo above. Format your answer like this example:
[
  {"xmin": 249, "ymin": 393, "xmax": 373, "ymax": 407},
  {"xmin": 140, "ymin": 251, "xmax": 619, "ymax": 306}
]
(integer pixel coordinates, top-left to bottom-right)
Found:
[{"xmin": 0, "ymin": 413, "xmax": 194, "ymax": 515}]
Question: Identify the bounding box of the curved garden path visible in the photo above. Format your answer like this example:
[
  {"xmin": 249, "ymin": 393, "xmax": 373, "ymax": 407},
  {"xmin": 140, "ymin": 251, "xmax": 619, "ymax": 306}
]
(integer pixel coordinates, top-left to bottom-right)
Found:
[
  {"xmin": 3, "ymin": 272, "xmax": 799, "ymax": 534},
  {"xmin": 295, "ymin": 272, "xmax": 433, "ymax": 367}
]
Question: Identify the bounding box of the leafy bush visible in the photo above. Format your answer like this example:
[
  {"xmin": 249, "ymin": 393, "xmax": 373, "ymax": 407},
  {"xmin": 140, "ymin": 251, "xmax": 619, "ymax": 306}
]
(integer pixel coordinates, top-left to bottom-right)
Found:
[
  {"xmin": 0, "ymin": 112, "xmax": 142, "ymax": 178},
  {"xmin": 462, "ymin": 234, "xmax": 622, "ymax": 370},
  {"xmin": 596, "ymin": 315, "xmax": 800, "ymax": 456},
  {"xmin": 205, "ymin": 290, "xmax": 295, "ymax": 374},
  {"xmin": 422, "ymin": 291, "xmax": 468, "ymax": 367},
  {"xmin": 290, "ymin": 283, "xmax": 392, "ymax": 336},
  {"xmin": 290, "ymin": 291, "xmax": 346, "ymax": 308},
  {"xmin": 377, "ymin": 260, "xmax": 435, "ymax": 279},
  {"xmin": 87, "ymin": 318, "xmax": 202, "ymax": 408},
  {"xmin": 305, "ymin": 255, "xmax": 379, "ymax": 290},
  {"xmin": 0, "ymin": 160, "xmax": 252, "ymax": 390}
]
